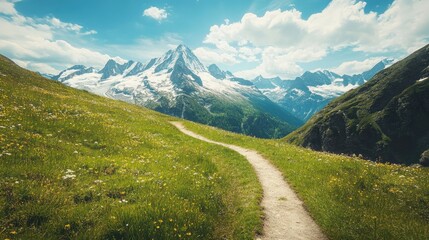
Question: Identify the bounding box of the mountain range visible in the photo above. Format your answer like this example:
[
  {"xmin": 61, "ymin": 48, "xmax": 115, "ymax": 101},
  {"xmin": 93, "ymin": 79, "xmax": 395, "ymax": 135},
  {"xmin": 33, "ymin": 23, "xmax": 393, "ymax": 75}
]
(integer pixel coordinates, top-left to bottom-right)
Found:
[
  {"xmin": 52, "ymin": 45, "xmax": 301, "ymax": 138},
  {"xmin": 50, "ymin": 45, "xmax": 390, "ymax": 138},
  {"xmin": 252, "ymin": 59, "xmax": 393, "ymax": 121},
  {"xmin": 286, "ymin": 44, "xmax": 429, "ymax": 165}
]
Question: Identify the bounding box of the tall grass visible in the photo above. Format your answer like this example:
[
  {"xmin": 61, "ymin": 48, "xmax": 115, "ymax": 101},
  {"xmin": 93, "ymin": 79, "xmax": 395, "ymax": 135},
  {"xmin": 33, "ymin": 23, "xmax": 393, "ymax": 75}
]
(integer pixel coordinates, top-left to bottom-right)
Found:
[
  {"xmin": 184, "ymin": 121, "xmax": 429, "ymax": 240},
  {"xmin": 0, "ymin": 58, "xmax": 262, "ymax": 239}
]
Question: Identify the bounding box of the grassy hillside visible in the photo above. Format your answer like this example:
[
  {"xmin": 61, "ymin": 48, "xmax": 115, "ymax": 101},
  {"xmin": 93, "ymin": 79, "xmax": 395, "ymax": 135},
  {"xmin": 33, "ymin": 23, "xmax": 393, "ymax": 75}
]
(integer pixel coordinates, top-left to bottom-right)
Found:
[
  {"xmin": 184, "ymin": 122, "xmax": 429, "ymax": 240},
  {"xmin": 0, "ymin": 55, "xmax": 263, "ymax": 239},
  {"xmin": 2, "ymin": 53, "xmax": 429, "ymax": 240}
]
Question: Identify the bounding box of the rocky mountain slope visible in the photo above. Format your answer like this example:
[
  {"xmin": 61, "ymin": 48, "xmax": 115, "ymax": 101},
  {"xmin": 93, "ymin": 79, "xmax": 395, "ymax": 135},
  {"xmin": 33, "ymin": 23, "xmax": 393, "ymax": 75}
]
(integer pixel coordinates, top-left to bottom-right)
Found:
[
  {"xmin": 53, "ymin": 45, "xmax": 301, "ymax": 138},
  {"xmin": 286, "ymin": 44, "xmax": 429, "ymax": 165},
  {"xmin": 253, "ymin": 60, "xmax": 393, "ymax": 121}
]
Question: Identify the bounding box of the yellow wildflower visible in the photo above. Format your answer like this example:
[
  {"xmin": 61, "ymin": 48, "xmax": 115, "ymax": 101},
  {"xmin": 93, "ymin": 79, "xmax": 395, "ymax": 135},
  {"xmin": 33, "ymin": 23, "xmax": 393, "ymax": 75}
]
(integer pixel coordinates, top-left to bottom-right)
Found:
[{"xmin": 64, "ymin": 224, "xmax": 71, "ymax": 230}]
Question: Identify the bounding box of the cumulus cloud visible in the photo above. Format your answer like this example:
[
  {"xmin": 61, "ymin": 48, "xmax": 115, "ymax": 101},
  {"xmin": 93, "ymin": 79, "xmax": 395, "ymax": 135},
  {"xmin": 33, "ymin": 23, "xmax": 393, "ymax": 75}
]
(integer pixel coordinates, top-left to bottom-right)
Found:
[
  {"xmin": 0, "ymin": 0, "xmax": 111, "ymax": 74},
  {"xmin": 358, "ymin": 0, "xmax": 429, "ymax": 53},
  {"xmin": 194, "ymin": 47, "xmax": 239, "ymax": 65},
  {"xmin": 13, "ymin": 59, "xmax": 59, "ymax": 74},
  {"xmin": 143, "ymin": 6, "xmax": 168, "ymax": 21},
  {"xmin": 234, "ymin": 46, "xmax": 327, "ymax": 79},
  {"xmin": 48, "ymin": 17, "xmax": 97, "ymax": 35},
  {"xmin": 330, "ymin": 57, "xmax": 386, "ymax": 75},
  {"xmin": 0, "ymin": 0, "xmax": 18, "ymax": 15},
  {"xmin": 205, "ymin": 0, "xmax": 429, "ymax": 79},
  {"xmin": 106, "ymin": 33, "xmax": 183, "ymax": 63},
  {"xmin": 235, "ymin": 48, "xmax": 304, "ymax": 79},
  {"xmin": 237, "ymin": 46, "xmax": 262, "ymax": 62}
]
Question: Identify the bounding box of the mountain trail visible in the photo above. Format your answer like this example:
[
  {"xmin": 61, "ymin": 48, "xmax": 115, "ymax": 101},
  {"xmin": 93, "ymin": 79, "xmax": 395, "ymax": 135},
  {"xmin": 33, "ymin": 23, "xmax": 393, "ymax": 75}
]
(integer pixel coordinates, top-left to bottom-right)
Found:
[{"xmin": 170, "ymin": 122, "xmax": 327, "ymax": 240}]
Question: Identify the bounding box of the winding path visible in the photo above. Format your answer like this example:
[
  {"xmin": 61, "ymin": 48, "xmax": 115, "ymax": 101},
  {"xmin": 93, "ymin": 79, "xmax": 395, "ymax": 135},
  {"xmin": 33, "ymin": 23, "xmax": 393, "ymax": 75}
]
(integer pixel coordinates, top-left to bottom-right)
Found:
[{"xmin": 170, "ymin": 122, "xmax": 327, "ymax": 240}]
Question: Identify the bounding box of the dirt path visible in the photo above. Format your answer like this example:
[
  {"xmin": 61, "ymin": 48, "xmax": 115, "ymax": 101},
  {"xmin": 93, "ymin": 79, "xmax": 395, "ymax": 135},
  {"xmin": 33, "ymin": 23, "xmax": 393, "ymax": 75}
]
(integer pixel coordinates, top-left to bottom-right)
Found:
[{"xmin": 170, "ymin": 122, "xmax": 327, "ymax": 240}]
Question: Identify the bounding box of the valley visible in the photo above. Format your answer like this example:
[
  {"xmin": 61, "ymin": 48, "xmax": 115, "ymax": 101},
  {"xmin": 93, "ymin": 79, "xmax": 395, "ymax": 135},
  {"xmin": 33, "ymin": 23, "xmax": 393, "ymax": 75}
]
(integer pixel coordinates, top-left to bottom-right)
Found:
[{"xmin": 2, "ymin": 0, "xmax": 429, "ymax": 238}]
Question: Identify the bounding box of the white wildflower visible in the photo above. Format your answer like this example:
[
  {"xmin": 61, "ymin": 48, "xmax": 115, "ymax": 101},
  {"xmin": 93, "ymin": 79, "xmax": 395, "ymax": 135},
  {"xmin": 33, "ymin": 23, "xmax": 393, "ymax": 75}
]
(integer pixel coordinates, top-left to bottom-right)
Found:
[{"xmin": 62, "ymin": 174, "xmax": 76, "ymax": 180}]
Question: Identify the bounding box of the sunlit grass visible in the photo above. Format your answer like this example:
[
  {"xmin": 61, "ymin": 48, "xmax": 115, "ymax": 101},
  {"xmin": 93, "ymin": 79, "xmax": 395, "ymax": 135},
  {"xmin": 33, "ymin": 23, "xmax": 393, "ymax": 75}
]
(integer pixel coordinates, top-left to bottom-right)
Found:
[
  {"xmin": 0, "ymin": 58, "xmax": 262, "ymax": 239},
  {"xmin": 3, "ymin": 54, "xmax": 428, "ymax": 240},
  {"xmin": 184, "ymin": 121, "xmax": 429, "ymax": 240}
]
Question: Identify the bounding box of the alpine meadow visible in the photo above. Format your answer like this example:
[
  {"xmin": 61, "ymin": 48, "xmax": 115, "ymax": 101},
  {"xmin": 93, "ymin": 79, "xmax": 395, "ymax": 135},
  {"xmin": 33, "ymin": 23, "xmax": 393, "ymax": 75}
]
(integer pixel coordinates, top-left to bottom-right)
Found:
[{"xmin": 1, "ymin": 0, "xmax": 429, "ymax": 239}]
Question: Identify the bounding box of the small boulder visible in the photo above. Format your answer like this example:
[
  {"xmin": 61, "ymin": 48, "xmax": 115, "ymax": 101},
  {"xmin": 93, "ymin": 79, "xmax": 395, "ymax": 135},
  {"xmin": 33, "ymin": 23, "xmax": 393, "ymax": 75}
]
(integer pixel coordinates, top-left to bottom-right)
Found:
[{"xmin": 419, "ymin": 150, "xmax": 429, "ymax": 166}]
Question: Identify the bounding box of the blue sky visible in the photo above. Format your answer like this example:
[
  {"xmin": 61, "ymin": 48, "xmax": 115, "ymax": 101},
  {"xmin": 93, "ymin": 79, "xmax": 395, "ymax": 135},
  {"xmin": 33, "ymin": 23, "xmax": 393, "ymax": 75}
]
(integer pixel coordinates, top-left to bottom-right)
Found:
[{"xmin": 1, "ymin": 0, "xmax": 428, "ymax": 78}]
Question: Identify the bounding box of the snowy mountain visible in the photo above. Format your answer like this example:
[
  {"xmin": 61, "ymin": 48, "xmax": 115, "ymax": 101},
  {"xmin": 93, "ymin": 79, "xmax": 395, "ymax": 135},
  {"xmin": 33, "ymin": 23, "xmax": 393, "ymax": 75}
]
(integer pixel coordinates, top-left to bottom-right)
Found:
[
  {"xmin": 55, "ymin": 65, "xmax": 97, "ymax": 82},
  {"xmin": 53, "ymin": 45, "xmax": 301, "ymax": 138},
  {"xmin": 51, "ymin": 44, "xmax": 392, "ymax": 134},
  {"xmin": 254, "ymin": 59, "xmax": 394, "ymax": 121},
  {"xmin": 208, "ymin": 64, "xmax": 234, "ymax": 79}
]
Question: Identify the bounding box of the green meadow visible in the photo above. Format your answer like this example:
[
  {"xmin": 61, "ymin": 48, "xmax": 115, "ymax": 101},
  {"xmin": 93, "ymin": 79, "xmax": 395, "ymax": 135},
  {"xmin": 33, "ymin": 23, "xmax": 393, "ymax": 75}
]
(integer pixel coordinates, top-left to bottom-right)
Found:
[
  {"xmin": 1, "ymin": 55, "xmax": 429, "ymax": 239},
  {"xmin": 0, "ymin": 56, "xmax": 262, "ymax": 239},
  {"xmin": 184, "ymin": 121, "xmax": 429, "ymax": 239}
]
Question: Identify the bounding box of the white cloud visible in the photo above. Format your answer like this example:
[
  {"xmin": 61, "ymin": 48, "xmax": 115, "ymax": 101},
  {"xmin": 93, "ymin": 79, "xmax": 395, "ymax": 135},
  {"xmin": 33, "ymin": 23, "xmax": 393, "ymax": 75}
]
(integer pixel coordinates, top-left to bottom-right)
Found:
[
  {"xmin": 143, "ymin": 6, "xmax": 168, "ymax": 21},
  {"xmin": 205, "ymin": 0, "xmax": 429, "ymax": 79},
  {"xmin": 237, "ymin": 46, "xmax": 262, "ymax": 62},
  {"xmin": 193, "ymin": 45, "xmax": 264, "ymax": 69},
  {"xmin": 13, "ymin": 59, "xmax": 59, "ymax": 74},
  {"xmin": 194, "ymin": 47, "xmax": 239, "ymax": 65},
  {"xmin": 0, "ymin": 0, "xmax": 111, "ymax": 74},
  {"xmin": 234, "ymin": 46, "xmax": 327, "ymax": 79},
  {"xmin": 0, "ymin": 0, "xmax": 18, "ymax": 15},
  {"xmin": 330, "ymin": 57, "xmax": 386, "ymax": 75},
  {"xmin": 359, "ymin": 0, "xmax": 429, "ymax": 53},
  {"xmin": 235, "ymin": 49, "xmax": 303, "ymax": 80},
  {"xmin": 106, "ymin": 33, "xmax": 182, "ymax": 63},
  {"xmin": 48, "ymin": 17, "xmax": 97, "ymax": 35}
]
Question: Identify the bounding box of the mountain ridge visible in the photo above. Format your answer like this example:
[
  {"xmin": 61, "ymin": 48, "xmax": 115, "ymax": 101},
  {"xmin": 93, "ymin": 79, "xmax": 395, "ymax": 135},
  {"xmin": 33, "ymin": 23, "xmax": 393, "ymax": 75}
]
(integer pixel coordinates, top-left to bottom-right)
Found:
[
  {"xmin": 48, "ymin": 44, "xmax": 391, "ymax": 136},
  {"xmin": 52, "ymin": 45, "xmax": 301, "ymax": 138},
  {"xmin": 286, "ymin": 44, "xmax": 429, "ymax": 165},
  {"xmin": 253, "ymin": 59, "xmax": 393, "ymax": 121}
]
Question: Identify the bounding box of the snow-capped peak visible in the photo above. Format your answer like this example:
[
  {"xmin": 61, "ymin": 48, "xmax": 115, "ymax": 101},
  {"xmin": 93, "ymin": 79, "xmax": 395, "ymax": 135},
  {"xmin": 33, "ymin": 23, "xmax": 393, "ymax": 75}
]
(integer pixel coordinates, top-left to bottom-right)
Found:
[
  {"xmin": 68, "ymin": 65, "xmax": 87, "ymax": 70},
  {"xmin": 153, "ymin": 44, "xmax": 207, "ymax": 74},
  {"xmin": 111, "ymin": 56, "xmax": 128, "ymax": 65},
  {"xmin": 207, "ymin": 64, "xmax": 236, "ymax": 80},
  {"xmin": 175, "ymin": 44, "xmax": 189, "ymax": 52},
  {"xmin": 54, "ymin": 64, "xmax": 97, "ymax": 82},
  {"xmin": 99, "ymin": 59, "xmax": 138, "ymax": 79}
]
